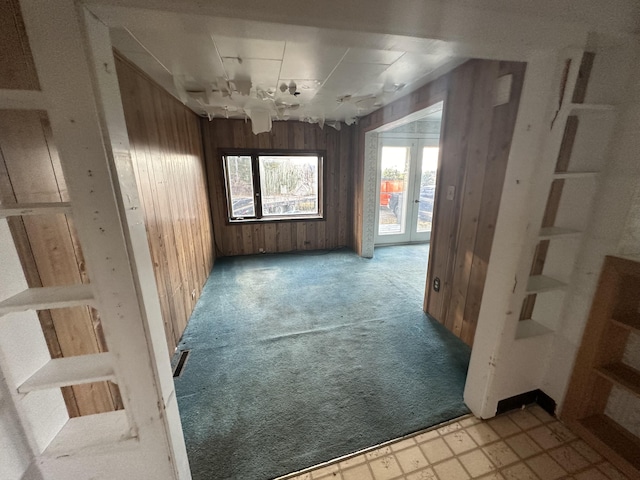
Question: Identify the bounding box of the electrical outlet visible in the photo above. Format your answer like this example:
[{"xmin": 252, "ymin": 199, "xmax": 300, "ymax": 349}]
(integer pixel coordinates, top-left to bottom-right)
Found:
[{"xmin": 433, "ymin": 277, "xmax": 441, "ymax": 292}]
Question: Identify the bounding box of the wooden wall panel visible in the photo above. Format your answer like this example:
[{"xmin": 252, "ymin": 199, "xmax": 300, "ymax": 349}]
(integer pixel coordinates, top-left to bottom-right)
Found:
[
  {"xmin": 0, "ymin": 0, "xmax": 39, "ymax": 90},
  {"xmin": 0, "ymin": 111, "xmax": 122, "ymax": 417},
  {"xmin": 0, "ymin": 0, "xmax": 123, "ymax": 417},
  {"xmin": 114, "ymin": 53, "xmax": 214, "ymax": 353},
  {"xmin": 202, "ymin": 119, "xmax": 355, "ymax": 256},
  {"xmin": 357, "ymin": 59, "xmax": 526, "ymax": 346}
]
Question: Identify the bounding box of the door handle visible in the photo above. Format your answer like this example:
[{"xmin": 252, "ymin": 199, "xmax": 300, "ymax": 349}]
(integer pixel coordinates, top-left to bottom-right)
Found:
[{"xmin": 414, "ymin": 200, "xmax": 420, "ymax": 203}]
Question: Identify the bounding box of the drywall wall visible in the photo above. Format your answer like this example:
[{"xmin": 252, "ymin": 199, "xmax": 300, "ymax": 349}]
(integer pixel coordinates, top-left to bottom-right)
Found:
[
  {"xmin": 202, "ymin": 119, "xmax": 355, "ymax": 256},
  {"xmin": 114, "ymin": 53, "xmax": 214, "ymax": 353},
  {"xmin": 357, "ymin": 59, "xmax": 526, "ymax": 346}
]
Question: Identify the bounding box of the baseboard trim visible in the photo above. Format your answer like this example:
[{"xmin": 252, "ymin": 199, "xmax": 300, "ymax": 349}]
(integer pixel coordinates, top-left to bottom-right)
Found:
[{"xmin": 496, "ymin": 389, "xmax": 556, "ymax": 417}]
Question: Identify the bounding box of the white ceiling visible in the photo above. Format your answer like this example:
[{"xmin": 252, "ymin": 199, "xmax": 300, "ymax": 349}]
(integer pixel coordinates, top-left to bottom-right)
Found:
[{"xmin": 99, "ymin": 7, "xmax": 464, "ymax": 127}]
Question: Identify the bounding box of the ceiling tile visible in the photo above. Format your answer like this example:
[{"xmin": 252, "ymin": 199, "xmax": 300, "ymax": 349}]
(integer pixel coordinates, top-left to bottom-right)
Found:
[
  {"xmin": 320, "ymin": 62, "xmax": 389, "ymax": 96},
  {"xmin": 110, "ymin": 28, "xmax": 147, "ymax": 55},
  {"xmin": 128, "ymin": 29, "xmax": 226, "ymax": 83},
  {"xmin": 280, "ymin": 42, "xmax": 349, "ymax": 81},
  {"xmin": 342, "ymin": 48, "xmax": 405, "ymax": 65},
  {"xmin": 212, "ymin": 35, "xmax": 285, "ymax": 60},
  {"xmin": 379, "ymin": 53, "xmax": 443, "ymax": 86},
  {"xmin": 222, "ymin": 58, "xmax": 282, "ymax": 89}
]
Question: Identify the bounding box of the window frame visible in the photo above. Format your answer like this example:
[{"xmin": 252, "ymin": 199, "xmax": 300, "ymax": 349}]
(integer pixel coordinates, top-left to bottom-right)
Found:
[{"xmin": 221, "ymin": 149, "xmax": 326, "ymax": 224}]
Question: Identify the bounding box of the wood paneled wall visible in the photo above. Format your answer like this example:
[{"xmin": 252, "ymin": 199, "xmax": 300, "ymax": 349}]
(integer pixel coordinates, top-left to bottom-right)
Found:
[
  {"xmin": 0, "ymin": 0, "xmax": 121, "ymax": 417},
  {"xmin": 358, "ymin": 59, "xmax": 526, "ymax": 346},
  {"xmin": 202, "ymin": 119, "xmax": 355, "ymax": 256},
  {"xmin": 0, "ymin": 0, "xmax": 213, "ymax": 419},
  {"xmin": 115, "ymin": 53, "xmax": 214, "ymax": 353}
]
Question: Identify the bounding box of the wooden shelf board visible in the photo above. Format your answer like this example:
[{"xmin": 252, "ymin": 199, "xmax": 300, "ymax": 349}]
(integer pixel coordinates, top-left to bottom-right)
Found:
[
  {"xmin": 553, "ymin": 171, "xmax": 599, "ymax": 179},
  {"xmin": 43, "ymin": 410, "xmax": 137, "ymax": 458},
  {"xmin": 0, "ymin": 202, "xmax": 71, "ymax": 218},
  {"xmin": 539, "ymin": 227, "xmax": 582, "ymax": 240},
  {"xmin": 526, "ymin": 275, "xmax": 567, "ymax": 294},
  {"xmin": 576, "ymin": 414, "xmax": 640, "ymax": 476},
  {"xmin": 595, "ymin": 363, "xmax": 640, "ymax": 399},
  {"xmin": 611, "ymin": 315, "xmax": 640, "ymax": 333},
  {"xmin": 0, "ymin": 285, "xmax": 94, "ymax": 315},
  {"xmin": 18, "ymin": 353, "xmax": 115, "ymax": 393},
  {"xmin": 516, "ymin": 319, "xmax": 554, "ymax": 339}
]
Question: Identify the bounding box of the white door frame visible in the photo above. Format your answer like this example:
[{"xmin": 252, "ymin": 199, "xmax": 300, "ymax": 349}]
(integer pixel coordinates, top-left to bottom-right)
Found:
[
  {"xmin": 374, "ymin": 137, "xmax": 439, "ymax": 245},
  {"xmin": 374, "ymin": 137, "xmax": 418, "ymax": 245}
]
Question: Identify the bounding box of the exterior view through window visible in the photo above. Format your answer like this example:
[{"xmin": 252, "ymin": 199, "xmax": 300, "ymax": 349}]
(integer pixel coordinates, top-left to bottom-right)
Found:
[{"xmin": 223, "ymin": 152, "xmax": 323, "ymax": 221}]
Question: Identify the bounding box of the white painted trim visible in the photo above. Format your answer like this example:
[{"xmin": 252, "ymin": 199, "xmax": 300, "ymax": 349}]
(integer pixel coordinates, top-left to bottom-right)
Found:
[
  {"xmin": 361, "ymin": 132, "xmax": 378, "ymax": 258},
  {"xmin": 0, "ymin": 203, "xmax": 72, "ymax": 218},
  {"xmin": 14, "ymin": 1, "xmax": 191, "ymax": 478}
]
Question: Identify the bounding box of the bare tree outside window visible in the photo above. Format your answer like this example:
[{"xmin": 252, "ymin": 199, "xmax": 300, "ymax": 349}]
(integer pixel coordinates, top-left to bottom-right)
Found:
[{"xmin": 223, "ymin": 152, "xmax": 323, "ymax": 221}]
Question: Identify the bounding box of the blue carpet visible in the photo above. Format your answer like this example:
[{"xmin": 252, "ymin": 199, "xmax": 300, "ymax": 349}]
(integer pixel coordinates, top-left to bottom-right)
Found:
[{"xmin": 173, "ymin": 244, "xmax": 471, "ymax": 480}]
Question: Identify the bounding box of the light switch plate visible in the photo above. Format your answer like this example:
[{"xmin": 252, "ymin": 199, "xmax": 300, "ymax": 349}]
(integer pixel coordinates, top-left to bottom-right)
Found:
[{"xmin": 446, "ymin": 186, "xmax": 455, "ymax": 200}]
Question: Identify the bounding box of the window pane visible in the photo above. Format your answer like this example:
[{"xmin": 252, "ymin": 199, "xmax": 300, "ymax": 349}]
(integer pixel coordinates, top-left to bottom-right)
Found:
[
  {"xmin": 416, "ymin": 147, "xmax": 438, "ymax": 233},
  {"xmin": 378, "ymin": 146, "xmax": 410, "ymax": 236},
  {"xmin": 225, "ymin": 155, "xmax": 255, "ymax": 218},
  {"xmin": 258, "ymin": 156, "xmax": 319, "ymax": 216}
]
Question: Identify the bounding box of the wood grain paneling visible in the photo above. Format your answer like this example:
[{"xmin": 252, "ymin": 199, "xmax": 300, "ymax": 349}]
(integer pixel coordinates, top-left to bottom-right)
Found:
[
  {"xmin": 0, "ymin": 110, "xmax": 121, "ymax": 417},
  {"xmin": 114, "ymin": 53, "xmax": 214, "ymax": 353},
  {"xmin": 202, "ymin": 119, "xmax": 355, "ymax": 256},
  {"xmin": 0, "ymin": 0, "xmax": 122, "ymax": 416},
  {"xmin": 0, "ymin": 0, "xmax": 39, "ymax": 90},
  {"xmin": 357, "ymin": 59, "xmax": 526, "ymax": 346}
]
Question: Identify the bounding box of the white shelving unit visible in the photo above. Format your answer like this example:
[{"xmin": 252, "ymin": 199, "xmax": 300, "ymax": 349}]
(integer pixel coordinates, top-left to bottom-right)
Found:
[
  {"xmin": 0, "ymin": 285, "xmax": 95, "ymax": 315},
  {"xmin": 0, "ymin": 2, "xmax": 190, "ymax": 478},
  {"xmin": 516, "ymin": 51, "xmax": 618, "ymax": 340},
  {"xmin": 18, "ymin": 353, "xmax": 116, "ymax": 393},
  {"xmin": 526, "ymin": 275, "xmax": 567, "ymax": 294},
  {"xmin": 538, "ymin": 227, "xmax": 582, "ymax": 240}
]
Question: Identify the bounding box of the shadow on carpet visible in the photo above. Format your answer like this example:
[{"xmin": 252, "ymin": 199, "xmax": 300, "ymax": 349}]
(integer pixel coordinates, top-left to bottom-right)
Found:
[{"xmin": 173, "ymin": 245, "xmax": 471, "ymax": 480}]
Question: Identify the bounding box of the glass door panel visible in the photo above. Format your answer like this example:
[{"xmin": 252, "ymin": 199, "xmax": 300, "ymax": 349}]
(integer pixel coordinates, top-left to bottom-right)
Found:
[
  {"xmin": 377, "ymin": 144, "xmax": 412, "ymax": 243},
  {"xmin": 415, "ymin": 146, "xmax": 438, "ymax": 236}
]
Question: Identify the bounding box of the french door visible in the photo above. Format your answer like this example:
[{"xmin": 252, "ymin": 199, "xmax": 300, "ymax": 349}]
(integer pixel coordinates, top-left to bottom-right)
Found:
[{"xmin": 375, "ymin": 137, "xmax": 438, "ymax": 245}]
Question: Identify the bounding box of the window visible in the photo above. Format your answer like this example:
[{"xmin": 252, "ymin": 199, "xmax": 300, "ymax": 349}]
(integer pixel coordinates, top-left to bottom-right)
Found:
[{"xmin": 223, "ymin": 151, "xmax": 324, "ymax": 222}]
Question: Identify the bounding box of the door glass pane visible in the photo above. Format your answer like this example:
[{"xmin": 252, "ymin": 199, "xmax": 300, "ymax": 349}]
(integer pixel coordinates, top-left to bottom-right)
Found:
[
  {"xmin": 225, "ymin": 155, "xmax": 255, "ymax": 218},
  {"xmin": 416, "ymin": 147, "xmax": 438, "ymax": 233},
  {"xmin": 258, "ymin": 155, "xmax": 319, "ymax": 216},
  {"xmin": 379, "ymin": 146, "xmax": 410, "ymax": 236}
]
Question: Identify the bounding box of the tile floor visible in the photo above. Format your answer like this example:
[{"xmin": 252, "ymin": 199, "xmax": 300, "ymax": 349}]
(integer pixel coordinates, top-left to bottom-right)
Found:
[{"xmin": 277, "ymin": 406, "xmax": 629, "ymax": 480}]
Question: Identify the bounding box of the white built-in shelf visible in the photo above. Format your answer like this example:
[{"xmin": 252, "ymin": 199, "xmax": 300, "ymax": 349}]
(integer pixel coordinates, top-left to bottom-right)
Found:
[
  {"xmin": 568, "ymin": 103, "xmax": 616, "ymax": 115},
  {"xmin": 42, "ymin": 410, "xmax": 136, "ymax": 458},
  {"xmin": 516, "ymin": 319, "xmax": 554, "ymax": 339},
  {"xmin": 0, "ymin": 285, "xmax": 94, "ymax": 316},
  {"xmin": 0, "ymin": 202, "xmax": 71, "ymax": 218},
  {"xmin": 18, "ymin": 353, "xmax": 115, "ymax": 393},
  {"xmin": 0, "ymin": 88, "xmax": 47, "ymax": 110},
  {"xmin": 553, "ymin": 171, "xmax": 599, "ymax": 179},
  {"xmin": 539, "ymin": 227, "xmax": 582, "ymax": 240},
  {"xmin": 526, "ymin": 275, "xmax": 567, "ymax": 294}
]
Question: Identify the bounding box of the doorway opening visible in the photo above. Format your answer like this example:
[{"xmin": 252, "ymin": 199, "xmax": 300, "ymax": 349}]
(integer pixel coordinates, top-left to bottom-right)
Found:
[
  {"xmin": 375, "ymin": 102, "xmax": 443, "ymax": 245},
  {"xmin": 361, "ymin": 101, "xmax": 444, "ymax": 256}
]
